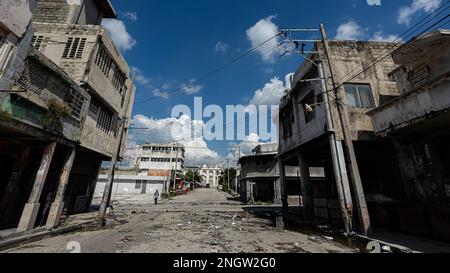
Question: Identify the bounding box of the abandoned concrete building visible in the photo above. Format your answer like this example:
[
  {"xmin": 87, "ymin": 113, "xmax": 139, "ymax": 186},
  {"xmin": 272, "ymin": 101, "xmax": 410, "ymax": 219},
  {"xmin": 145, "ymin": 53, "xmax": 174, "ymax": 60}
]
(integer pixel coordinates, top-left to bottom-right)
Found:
[
  {"xmin": 239, "ymin": 143, "xmax": 301, "ymax": 205},
  {"xmin": 0, "ymin": 0, "xmax": 136, "ymax": 234},
  {"xmin": 278, "ymin": 39, "xmax": 403, "ymax": 232},
  {"xmin": 367, "ymin": 29, "xmax": 450, "ymax": 241}
]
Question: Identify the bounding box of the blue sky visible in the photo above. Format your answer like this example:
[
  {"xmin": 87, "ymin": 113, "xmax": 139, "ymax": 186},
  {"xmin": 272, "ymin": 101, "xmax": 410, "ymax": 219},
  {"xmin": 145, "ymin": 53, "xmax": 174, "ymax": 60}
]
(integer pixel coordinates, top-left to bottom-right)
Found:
[{"xmin": 102, "ymin": 0, "xmax": 445, "ymax": 166}]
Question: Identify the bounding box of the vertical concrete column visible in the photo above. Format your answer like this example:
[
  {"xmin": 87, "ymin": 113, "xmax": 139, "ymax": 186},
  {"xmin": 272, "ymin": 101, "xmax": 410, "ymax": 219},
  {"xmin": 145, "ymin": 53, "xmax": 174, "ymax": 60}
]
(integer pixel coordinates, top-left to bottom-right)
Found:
[
  {"xmin": 46, "ymin": 148, "xmax": 76, "ymax": 229},
  {"xmin": 17, "ymin": 142, "xmax": 56, "ymax": 232},
  {"xmin": 276, "ymin": 159, "xmax": 288, "ymax": 230},
  {"xmin": 297, "ymin": 152, "xmax": 313, "ymax": 221},
  {"xmin": 273, "ymin": 178, "xmax": 282, "ymax": 205}
]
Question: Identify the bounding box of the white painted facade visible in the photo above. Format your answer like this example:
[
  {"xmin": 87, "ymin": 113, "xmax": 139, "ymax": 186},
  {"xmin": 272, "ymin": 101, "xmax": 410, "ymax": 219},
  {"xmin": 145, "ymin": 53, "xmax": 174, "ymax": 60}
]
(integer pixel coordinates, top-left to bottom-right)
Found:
[
  {"xmin": 95, "ymin": 175, "xmax": 164, "ymax": 197},
  {"xmin": 199, "ymin": 165, "xmax": 222, "ymax": 188},
  {"xmin": 136, "ymin": 143, "xmax": 185, "ymax": 172}
]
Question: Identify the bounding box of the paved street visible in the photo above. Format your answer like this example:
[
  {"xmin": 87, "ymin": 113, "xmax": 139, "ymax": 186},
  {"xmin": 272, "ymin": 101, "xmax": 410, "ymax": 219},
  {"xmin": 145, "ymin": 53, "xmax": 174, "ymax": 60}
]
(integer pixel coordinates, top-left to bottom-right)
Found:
[{"xmin": 3, "ymin": 189, "xmax": 355, "ymax": 253}]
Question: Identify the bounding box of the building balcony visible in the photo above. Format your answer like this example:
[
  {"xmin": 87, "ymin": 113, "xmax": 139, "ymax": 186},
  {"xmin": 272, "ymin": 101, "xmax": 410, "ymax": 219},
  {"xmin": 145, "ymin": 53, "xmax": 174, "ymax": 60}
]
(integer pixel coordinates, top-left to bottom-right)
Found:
[{"xmin": 0, "ymin": 50, "xmax": 90, "ymax": 143}]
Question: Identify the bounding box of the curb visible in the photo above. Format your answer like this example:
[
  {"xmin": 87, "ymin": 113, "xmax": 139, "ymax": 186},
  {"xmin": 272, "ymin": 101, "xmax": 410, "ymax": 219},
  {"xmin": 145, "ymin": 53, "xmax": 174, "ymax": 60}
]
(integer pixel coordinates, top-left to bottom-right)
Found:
[
  {"xmin": 0, "ymin": 220, "xmax": 96, "ymax": 252},
  {"xmin": 350, "ymin": 234, "xmax": 419, "ymax": 253}
]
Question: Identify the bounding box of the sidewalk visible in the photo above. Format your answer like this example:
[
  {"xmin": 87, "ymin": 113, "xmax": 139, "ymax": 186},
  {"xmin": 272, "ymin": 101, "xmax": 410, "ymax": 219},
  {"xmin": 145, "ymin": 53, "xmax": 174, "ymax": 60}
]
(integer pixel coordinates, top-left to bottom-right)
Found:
[
  {"xmin": 0, "ymin": 212, "xmax": 98, "ymax": 251},
  {"xmin": 353, "ymin": 229, "xmax": 450, "ymax": 253}
]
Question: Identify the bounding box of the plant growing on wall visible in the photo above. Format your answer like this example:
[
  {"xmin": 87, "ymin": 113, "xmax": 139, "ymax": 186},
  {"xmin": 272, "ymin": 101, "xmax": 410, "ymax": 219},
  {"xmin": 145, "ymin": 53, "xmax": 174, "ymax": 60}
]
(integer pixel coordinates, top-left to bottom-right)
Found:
[
  {"xmin": 44, "ymin": 98, "xmax": 71, "ymax": 131},
  {"xmin": 0, "ymin": 109, "xmax": 12, "ymax": 121}
]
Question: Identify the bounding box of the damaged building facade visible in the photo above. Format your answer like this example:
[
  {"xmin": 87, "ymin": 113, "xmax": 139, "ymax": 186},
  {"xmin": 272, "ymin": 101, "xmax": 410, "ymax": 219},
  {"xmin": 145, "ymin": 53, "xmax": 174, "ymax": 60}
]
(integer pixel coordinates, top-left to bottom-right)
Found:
[
  {"xmin": 367, "ymin": 30, "xmax": 450, "ymax": 241},
  {"xmin": 239, "ymin": 143, "xmax": 301, "ymax": 205},
  {"xmin": 278, "ymin": 39, "xmax": 403, "ymax": 232},
  {"xmin": 0, "ymin": 0, "xmax": 135, "ymax": 234},
  {"xmin": 278, "ymin": 29, "xmax": 450, "ymax": 242}
]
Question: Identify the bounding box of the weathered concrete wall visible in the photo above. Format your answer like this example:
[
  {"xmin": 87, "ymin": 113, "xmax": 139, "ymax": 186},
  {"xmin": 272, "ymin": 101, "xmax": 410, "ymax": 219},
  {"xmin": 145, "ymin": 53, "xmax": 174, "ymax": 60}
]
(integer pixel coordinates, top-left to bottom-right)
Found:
[
  {"xmin": 369, "ymin": 32, "xmax": 450, "ymax": 135},
  {"xmin": 321, "ymin": 41, "xmax": 399, "ymax": 140},
  {"xmin": 279, "ymin": 40, "xmax": 399, "ymax": 156},
  {"xmin": 391, "ymin": 32, "xmax": 450, "ymax": 96},
  {"xmin": 32, "ymin": 22, "xmax": 134, "ymax": 158},
  {"xmin": 240, "ymin": 154, "xmax": 279, "ymax": 179},
  {"xmin": 0, "ymin": 0, "xmax": 36, "ymax": 38},
  {"xmin": 2, "ymin": 51, "xmax": 90, "ymax": 142}
]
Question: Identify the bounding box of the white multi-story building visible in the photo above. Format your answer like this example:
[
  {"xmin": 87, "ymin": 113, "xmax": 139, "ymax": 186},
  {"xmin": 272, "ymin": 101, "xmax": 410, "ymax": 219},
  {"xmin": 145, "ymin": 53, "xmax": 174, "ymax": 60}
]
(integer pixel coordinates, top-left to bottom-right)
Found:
[
  {"xmin": 199, "ymin": 165, "xmax": 222, "ymax": 188},
  {"xmin": 95, "ymin": 143, "xmax": 185, "ymax": 197},
  {"xmin": 136, "ymin": 143, "xmax": 185, "ymax": 173}
]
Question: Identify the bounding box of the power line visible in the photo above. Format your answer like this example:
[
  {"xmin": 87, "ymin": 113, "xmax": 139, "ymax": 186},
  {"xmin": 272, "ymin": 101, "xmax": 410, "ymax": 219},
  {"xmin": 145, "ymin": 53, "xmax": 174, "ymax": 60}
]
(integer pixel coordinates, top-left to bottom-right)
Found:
[
  {"xmin": 332, "ymin": 2, "xmax": 449, "ymax": 89},
  {"xmin": 135, "ymin": 32, "xmax": 282, "ymax": 105},
  {"xmin": 334, "ymin": 14, "xmax": 449, "ymax": 92}
]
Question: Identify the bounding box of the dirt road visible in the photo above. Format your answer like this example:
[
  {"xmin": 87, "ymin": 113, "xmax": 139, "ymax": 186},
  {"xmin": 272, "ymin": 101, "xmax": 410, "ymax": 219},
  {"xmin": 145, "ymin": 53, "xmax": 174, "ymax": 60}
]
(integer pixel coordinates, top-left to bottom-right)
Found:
[{"xmin": 3, "ymin": 189, "xmax": 355, "ymax": 253}]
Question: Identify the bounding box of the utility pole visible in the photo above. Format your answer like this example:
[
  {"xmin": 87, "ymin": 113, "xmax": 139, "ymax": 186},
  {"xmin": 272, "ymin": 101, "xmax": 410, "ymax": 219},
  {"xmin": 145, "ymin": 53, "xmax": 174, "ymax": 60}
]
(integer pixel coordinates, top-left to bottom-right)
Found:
[
  {"xmin": 173, "ymin": 146, "xmax": 181, "ymax": 191},
  {"xmin": 227, "ymin": 159, "xmax": 230, "ymax": 192},
  {"xmin": 319, "ymin": 23, "xmax": 371, "ymax": 235},
  {"xmin": 97, "ymin": 69, "xmax": 135, "ymax": 227}
]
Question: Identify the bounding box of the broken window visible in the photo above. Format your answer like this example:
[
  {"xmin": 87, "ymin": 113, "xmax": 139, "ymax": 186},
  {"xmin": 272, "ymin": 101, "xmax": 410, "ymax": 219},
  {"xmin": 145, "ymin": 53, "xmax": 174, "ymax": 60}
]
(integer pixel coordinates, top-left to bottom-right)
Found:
[
  {"xmin": 62, "ymin": 37, "xmax": 87, "ymax": 59},
  {"xmin": 344, "ymin": 83, "xmax": 375, "ymax": 108}
]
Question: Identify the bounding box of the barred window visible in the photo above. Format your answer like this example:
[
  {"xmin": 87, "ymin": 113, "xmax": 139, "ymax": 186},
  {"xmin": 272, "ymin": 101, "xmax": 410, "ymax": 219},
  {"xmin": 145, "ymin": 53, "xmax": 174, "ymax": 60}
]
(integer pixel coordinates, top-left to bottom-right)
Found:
[
  {"xmin": 112, "ymin": 68, "xmax": 126, "ymax": 92},
  {"xmin": 69, "ymin": 89, "xmax": 84, "ymax": 119},
  {"xmin": 96, "ymin": 105, "xmax": 113, "ymax": 133},
  {"xmin": 95, "ymin": 44, "xmax": 113, "ymax": 76},
  {"xmin": 95, "ymin": 43, "xmax": 128, "ymax": 95},
  {"xmin": 62, "ymin": 37, "xmax": 87, "ymax": 59},
  {"xmin": 31, "ymin": 35, "xmax": 47, "ymax": 50}
]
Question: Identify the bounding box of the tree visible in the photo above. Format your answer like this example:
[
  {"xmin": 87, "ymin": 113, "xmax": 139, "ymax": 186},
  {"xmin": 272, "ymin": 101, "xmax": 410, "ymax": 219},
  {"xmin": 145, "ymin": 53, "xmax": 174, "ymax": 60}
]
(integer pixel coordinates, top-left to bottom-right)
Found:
[
  {"xmin": 182, "ymin": 170, "xmax": 202, "ymax": 183},
  {"xmin": 219, "ymin": 168, "xmax": 237, "ymax": 192}
]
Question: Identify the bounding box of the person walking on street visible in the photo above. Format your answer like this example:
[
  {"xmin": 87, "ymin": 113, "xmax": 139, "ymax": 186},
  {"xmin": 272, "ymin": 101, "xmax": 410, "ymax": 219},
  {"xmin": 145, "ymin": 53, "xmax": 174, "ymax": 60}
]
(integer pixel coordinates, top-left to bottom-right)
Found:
[{"xmin": 154, "ymin": 190, "xmax": 160, "ymax": 205}]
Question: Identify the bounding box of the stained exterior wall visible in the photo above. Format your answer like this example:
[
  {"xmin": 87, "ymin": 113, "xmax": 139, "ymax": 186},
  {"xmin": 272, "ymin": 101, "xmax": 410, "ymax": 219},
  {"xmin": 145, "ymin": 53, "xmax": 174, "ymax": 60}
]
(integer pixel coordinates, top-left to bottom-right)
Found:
[
  {"xmin": 32, "ymin": 10, "xmax": 135, "ymax": 159},
  {"xmin": 279, "ymin": 40, "xmax": 399, "ymax": 156},
  {"xmin": 2, "ymin": 50, "xmax": 90, "ymax": 143},
  {"xmin": 369, "ymin": 32, "xmax": 450, "ymax": 135},
  {"xmin": 32, "ymin": 0, "xmax": 114, "ymax": 25},
  {"xmin": 0, "ymin": 0, "xmax": 37, "ymax": 39}
]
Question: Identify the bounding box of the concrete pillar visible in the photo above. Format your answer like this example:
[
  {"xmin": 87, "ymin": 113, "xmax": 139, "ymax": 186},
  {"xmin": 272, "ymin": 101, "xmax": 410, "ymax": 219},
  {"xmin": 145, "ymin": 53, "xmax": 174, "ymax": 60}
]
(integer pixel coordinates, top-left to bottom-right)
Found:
[
  {"xmin": 274, "ymin": 178, "xmax": 282, "ymax": 205},
  {"xmin": 277, "ymin": 160, "xmax": 288, "ymax": 214},
  {"xmin": 46, "ymin": 148, "xmax": 76, "ymax": 229},
  {"xmin": 0, "ymin": 147, "xmax": 31, "ymax": 224},
  {"xmin": 297, "ymin": 152, "xmax": 313, "ymax": 221},
  {"xmin": 17, "ymin": 142, "xmax": 56, "ymax": 232}
]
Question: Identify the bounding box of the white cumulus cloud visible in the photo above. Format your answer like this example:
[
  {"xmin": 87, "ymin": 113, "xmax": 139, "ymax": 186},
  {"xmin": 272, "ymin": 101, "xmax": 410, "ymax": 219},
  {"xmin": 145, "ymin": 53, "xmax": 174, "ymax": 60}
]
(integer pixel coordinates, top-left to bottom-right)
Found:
[
  {"xmin": 335, "ymin": 20, "xmax": 367, "ymax": 40},
  {"xmin": 181, "ymin": 80, "xmax": 204, "ymax": 95},
  {"xmin": 129, "ymin": 114, "xmax": 222, "ymax": 166},
  {"xmin": 102, "ymin": 19, "xmax": 136, "ymax": 52},
  {"xmin": 246, "ymin": 15, "xmax": 281, "ymax": 63},
  {"xmin": 397, "ymin": 0, "xmax": 442, "ymax": 26},
  {"xmin": 153, "ymin": 89, "xmax": 170, "ymax": 100},
  {"xmin": 371, "ymin": 31, "xmax": 403, "ymax": 42}
]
